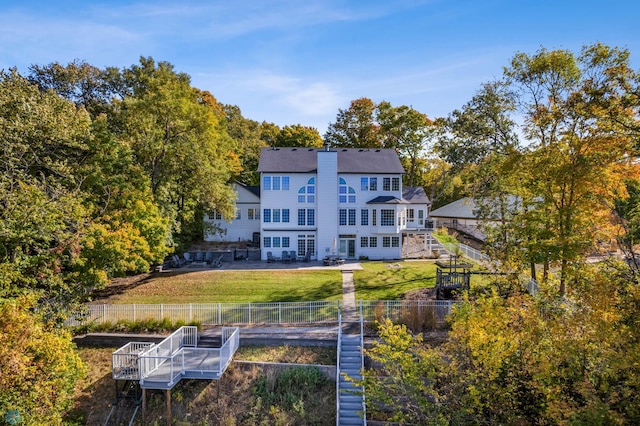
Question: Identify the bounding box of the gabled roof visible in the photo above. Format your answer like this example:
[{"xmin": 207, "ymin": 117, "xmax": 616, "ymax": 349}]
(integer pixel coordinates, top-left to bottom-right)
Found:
[
  {"xmin": 402, "ymin": 186, "xmax": 430, "ymax": 204},
  {"xmin": 233, "ymin": 181, "xmax": 260, "ymax": 200},
  {"xmin": 256, "ymin": 147, "xmax": 405, "ymax": 174},
  {"xmin": 429, "ymin": 197, "xmax": 477, "ymax": 219},
  {"xmin": 367, "ymin": 196, "xmax": 410, "ymax": 204}
]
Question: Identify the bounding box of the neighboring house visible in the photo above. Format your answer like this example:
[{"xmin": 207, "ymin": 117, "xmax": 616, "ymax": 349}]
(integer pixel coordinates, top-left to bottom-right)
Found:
[
  {"xmin": 252, "ymin": 145, "xmax": 433, "ymax": 261},
  {"xmin": 204, "ymin": 182, "xmax": 261, "ymax": 243},
  {"xmin": 431, "ymin": 196, "xmax": 525, "ymax": 242}
]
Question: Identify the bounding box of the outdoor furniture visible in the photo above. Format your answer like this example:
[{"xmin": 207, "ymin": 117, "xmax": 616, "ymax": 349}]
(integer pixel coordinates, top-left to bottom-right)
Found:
[
  {"xmin": 289, "ymin": 250, "xmax": 297, "ymax": 262},
  {"xmin": 282, "ymin": 250, "xmax": 291, "ymax": 263},
  {"xmin": 195, "ymin": 251, "xmax": 205, "ymax": 262},
  {"xmin": 267, "ymin": 251, "xmax": 275, "ymax": 263},
  {"xmin": 204, "ymin": 251, "xmax": 214, "ymax": 264},
  {"xmin": 211, "ymin": 254, "xmax": 223, "ymax": 268},
  {"xmin": 302, "ymin": 251, "xmax": 311, "ymax": 262},
  {"xmin": 183, "ymin": 252, "xmax": 193, "ymax": 264},
  {"xmin": 323, "ymin": 255, "xmax": 345, "ymax": 266}
]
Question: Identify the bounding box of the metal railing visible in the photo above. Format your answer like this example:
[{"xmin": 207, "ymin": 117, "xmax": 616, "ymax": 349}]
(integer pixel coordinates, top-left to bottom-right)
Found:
[
  {"xmin": 359, "ymin": 303, "xmax": 367, "ymax": 425},
  {"xmin": 359, "ymin": 300, "xmax": 456, "ymax": 328},
  {"xmin": 67, "ymin": 301, "xmax": 341, "ymax": 327},
  {"xmin": 112, "ymin": 342, "xmax": 156, "ymax": 380},
  {"xmin": 135, "ymin": 326, "xmax": 239, "ymax": 389},
  {"xmin": 335, "ymin": 312, "xmax": 342, "ymax": 426},
  {"xmin": 441, "ymin": 242, "xmax": 491, "ymax": 264}
]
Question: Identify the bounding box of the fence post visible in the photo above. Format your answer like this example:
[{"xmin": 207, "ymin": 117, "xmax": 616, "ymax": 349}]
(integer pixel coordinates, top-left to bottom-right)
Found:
[
  {"xmin": 133, "ymin": 304, "xmax": 136, "ymax": 322},
  {"xmin": 102, "ymin": 304, "xmax": 106, "ymax": 324},
  {"xmin": 248, "ymin": 302, "xmax": 251, "ymax": 324},
  {"xmin": 218, "ymin": 303, "xmax": 221, "ymax": 325},
  {"xmin": 278, "ymin": 302, "xmax": 282, "ymax": 324},
  {"xmin": 161, "ymin": 304, "xmax": 164, "ymax": 320},
  {"xmin": 189, "ymin": 303, "xmax": 193, "ymax": 322}
]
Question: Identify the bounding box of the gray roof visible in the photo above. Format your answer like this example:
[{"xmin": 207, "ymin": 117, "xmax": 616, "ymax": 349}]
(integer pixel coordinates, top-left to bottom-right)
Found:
[
  {"xmin": 429, "ymin": 197, "xmax": 478, "ymax": 219},
  {"xmin": 366, "ymin": 196, "xmax": 409, "ymax": 204},
  {"xmin": 257, "ymin": 147, "xmax": 405, "ymax": 174},
  {"xmin": 402, "ymin": 187, "xmax": 430, "ymax": 204}
]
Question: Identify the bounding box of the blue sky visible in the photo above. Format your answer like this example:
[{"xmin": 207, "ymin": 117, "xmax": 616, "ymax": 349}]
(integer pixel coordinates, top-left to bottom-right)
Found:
[{"xmin": 1, "ymin": 0, "xmax": 638, "ymax": 134}]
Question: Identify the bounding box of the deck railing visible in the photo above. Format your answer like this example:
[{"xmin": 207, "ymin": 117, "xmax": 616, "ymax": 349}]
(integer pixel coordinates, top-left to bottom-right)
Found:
[{"xmin": 112, "ymin": 342, "xmax": 156, "ymax": 380}]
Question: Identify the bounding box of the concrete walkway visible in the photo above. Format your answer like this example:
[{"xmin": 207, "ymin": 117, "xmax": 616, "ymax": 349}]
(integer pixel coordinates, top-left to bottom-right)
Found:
[{"xmin": 341, "ymin": 269, "xmax": 358, "ymax": 321}]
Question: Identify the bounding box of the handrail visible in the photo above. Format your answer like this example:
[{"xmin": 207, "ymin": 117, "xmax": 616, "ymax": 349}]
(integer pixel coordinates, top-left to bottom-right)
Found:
[
  {"xmin": 359, "ymin": 301, "xmax": 367, "ymax": 425},
  {"xmin": 335, "ymin": 311, "xmax": 342, "ymax": 426}
]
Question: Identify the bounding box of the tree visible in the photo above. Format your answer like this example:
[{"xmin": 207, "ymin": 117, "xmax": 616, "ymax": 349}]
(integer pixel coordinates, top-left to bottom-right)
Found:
[
  {"xmin": 0, "ymin": 296, "xmax": 85, "ymax": 426},
  {"xmin": 116, "ymin": 57, "xmax": 237, "ymax": 247},
  {"xmin": 377, "ymin": 101, "xmax": 438, "ymax": 186},
  {"xmin": 223, "ymin": 105, "xmax": 265, "ymax": 185},
  {"xmin": 324, "ymin": 97, "xmax": 381, "ymax": 148},
  {"xmin": 276, "ymin": 124, "xmax": 324, "ymax": 147},
  {"xmin": 502, "ymin": 44, "xmax": 640, "ymax": 295}
]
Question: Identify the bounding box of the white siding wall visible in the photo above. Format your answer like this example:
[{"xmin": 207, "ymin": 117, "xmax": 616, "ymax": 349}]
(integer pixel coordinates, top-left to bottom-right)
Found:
[
  {"xmin": 316, "ymin": 150, "xmax": 338, "ymax": 258},
  {"xmin": 204, "ymin": 184, "xmax": 260, "ymax": 242}
]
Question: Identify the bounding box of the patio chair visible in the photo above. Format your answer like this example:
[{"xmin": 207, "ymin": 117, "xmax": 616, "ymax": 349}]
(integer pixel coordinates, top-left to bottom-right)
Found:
[
  {"xmin": 183, "ymin": 252, "xmax": 193, "ymax": 264},
  {"xmin": 267, "ymin": 251, "xmax": 275, "ymax": 263},
  {"xmin": 302, "ymin": 251, "xmax": 311, "ymax": 262},
  {"xmin": 289, "ymin": 250, "xmax": 297, "ymax": 262},
  {"xmin": 282, "ymin": 250, "xmax": 291, "ymax": 263},
  {"xmin": 204, "ymin": 251, "xmax": 214, "ymax": 264},
  {"xmin": 194, "ymin": 251, "xmax": 205, "ymax": 263}
]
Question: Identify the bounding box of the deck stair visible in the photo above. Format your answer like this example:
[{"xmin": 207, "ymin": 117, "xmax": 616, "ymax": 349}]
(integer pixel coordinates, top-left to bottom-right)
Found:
[
  {"xmin": 112, "ymin": 326, "xmax": 239, "ymax": 391},
  {"xmin": 337, "ymin": 318, "xmax": 366, "ymax": 425}
]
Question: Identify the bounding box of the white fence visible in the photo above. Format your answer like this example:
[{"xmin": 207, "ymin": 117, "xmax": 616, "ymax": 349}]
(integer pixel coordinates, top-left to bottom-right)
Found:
[
  {"xmin": 68, "ymin": 300, "xmax": 458, "ymax": 328},
  {"xmin": 441, "ymin": 242, "xmax": 492, "ymax": 264},
  {"xmin": 359, "ymin": 300, "xmax": 457, "ymax": 327},
  {"xmin": 67, "ymin": 301, "xmax": 341, "ymax": 327}
]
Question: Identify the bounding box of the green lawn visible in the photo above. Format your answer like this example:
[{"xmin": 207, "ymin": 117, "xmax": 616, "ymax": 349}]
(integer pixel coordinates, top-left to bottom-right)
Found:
[
  {"xmin": 104, "ymin": 270, "xmax": 343, "ymax": 304},
  {"xmin": 354, "ymin": 260, "xmax": 438, "ymax": 300}
]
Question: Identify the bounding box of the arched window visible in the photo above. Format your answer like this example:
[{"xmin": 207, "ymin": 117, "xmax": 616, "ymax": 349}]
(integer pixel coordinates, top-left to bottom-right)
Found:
[
  {"xmin": 298, "ymin": 178, "xmax": 315, "ymax": 203},
  {"xmin": 339, "ymin": 178, "xmax": 356, "ymax": 203}
]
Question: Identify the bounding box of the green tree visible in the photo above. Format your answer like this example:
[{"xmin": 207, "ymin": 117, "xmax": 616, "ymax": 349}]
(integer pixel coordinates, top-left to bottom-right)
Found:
[
  {"xmin": 276, "ymin": 124, "xmax": 324, "ymax": 147},
  {"xmin": 324, "ymin": 97, "xmax": 381, "ymax": 148},
  {"xmin": 0, "ymin": 296, "xmax": 85, "ymax": 426},
  {"xmin": 224, "ymin": 104, "xmax": 265, "ymax": 185},
  {"xmin": 377, "ymin": 101, "xmax": 438, "ymax": 186},
  {"xmin": 117, "ymin": 57, "xmax": 236, "ymax": 247}
]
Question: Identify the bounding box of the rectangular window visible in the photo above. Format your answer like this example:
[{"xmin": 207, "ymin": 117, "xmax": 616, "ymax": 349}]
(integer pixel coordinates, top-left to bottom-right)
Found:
[
  {"xmin": 298, "ymin": 194, "xmax": 305, "ymax": 203},
  {"xmin": 372, "ymin": 209, "xmax": 377, "ymax": 226},
  {"xmin": 273, "ymin": 176, "xmax": 281, "ymax": 191},
  {"xmin": 381, "ymin": 209, "xmax": 395, "ymax": 226},
  {"xmin": 339, "ymin": 195, "xmax": 347, "ymax": 203},
  {"xmin": 360, "ymin": 209, "xmax": 368, "ymax": 226},
  {"xmin": 392, "ymin": 177, "xmax": 400, "ymax": 191},
  {"xmin": 282, "ymin": 237, "xmax": 290, "ymax": 248},
  {"xmin": 263, "ymin": 237, "xmax": 271, "ymax": 248},
  {"xmin": 298, "ymin": 209, "xmax": 305, "ymax": 226},
  {"xmin": 407, "ymin": 209, "xmax": 415, "ymax": 221},
  {"xmin": 273, "ymin": 237, "xmax": 281, "ymax": 248},
  {"xmin": 307, "ymin": 209, "xmax": 315, "ymax": 226},
  {"xmin": 282, "ymin": 176, "xmax": 290, "ymax": 190},
  {"xmin": 383, "ymin": 177, "xmax": 391, "ymax": 191},
  {"xmin": 263, "ymin": 209, "xmax": 271, "ymax": 223},
  {"xmin": 348, "ymin": 209, "xmax": 356, "ymax": 226},
  {"xmin": 361, "ymin": 177, "xmax": 368, "ymax": 191},
  {"xmin": 383, "ymin": 236, "xmax": 391, "ymax": 247},
  {"xmin": 370, "ymin": 177, "xmax": 377, "ymax": 191},
  {"xmin": 392, "ymin": 236, "xmax": 400, "ymax": 247},
  {"xmin": 360, "ymin": 237, "xmax": 368, "ymax": 248},
  {"xmin": 248, "ymin": 209, "xmax": 255, "ymax": 220},
  {"xmin": 282, "ymin": 209, "xmax": 290, "ymax": 223},
  {"xmin": 339, "ymin": 209, "xmax": 347, "ymax": 226},
  {"xmin": 370, "ymin": 237, "xmax": 377, "ymax": 247},
  {"xmin": 236, "ymin": 209, "xmax": 241, "ymax": 220},
  {"xmin": 273, "ymin": 209, "xmax": 281, "ymax": 223},
  {"xmin": 263, "ymin": 176, "xmax": 271, "ymax": 190},
  {"xmin": 297, "ymin": 239, "xmax": 306, "ymax": 255}
]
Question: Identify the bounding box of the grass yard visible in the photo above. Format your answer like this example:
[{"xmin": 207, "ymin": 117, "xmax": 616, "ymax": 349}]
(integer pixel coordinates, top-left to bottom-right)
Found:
[
  {"xmin": 101, "ymin": 270, "xmax": 343, "ymax": 304},
  {"xmin": 354, "ymin": 260, "xmax": 438, "ymax": 300}
]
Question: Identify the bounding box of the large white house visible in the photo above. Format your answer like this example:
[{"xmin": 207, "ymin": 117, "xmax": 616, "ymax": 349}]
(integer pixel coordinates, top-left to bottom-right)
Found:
[{"xmin": 206, "ymin": 146, "xmax": 434, "ymax": 261}]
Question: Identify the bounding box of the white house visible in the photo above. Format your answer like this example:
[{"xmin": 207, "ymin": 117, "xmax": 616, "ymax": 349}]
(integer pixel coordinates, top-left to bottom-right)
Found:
[
  {"xmin": 204, "ymin": 182, "xmax": 261, "ymax": 243},
  {"xmin": 254, "ymin": 146, "xmax": 433, "ymax": 261}
]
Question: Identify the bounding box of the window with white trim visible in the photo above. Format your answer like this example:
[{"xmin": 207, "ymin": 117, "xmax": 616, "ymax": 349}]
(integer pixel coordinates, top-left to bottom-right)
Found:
[
  {"xmin": 392, "ymin": 236, "xmax": 400, "ymax": 247},
  {"xmin": 360, "ymin": 209, "xmax": 368, "ymax": 226},
  {"xmin": 348, "ymin": 209, "xmax": 356, "ymax": 226},
  {"xmin": 360, "ymin": 237, "xmax": 368, "ymax": 247},
  {"xmin": 361, "ymin": 177, "xmax": 377, "ymax": 191},
  {"xmin": 383, "ymin": 177, "xmax": 391, "ymax": 191},
  {"xmin": 297, "ymin": 177, "xmax": 315, "ymax": 203},
  {"xmin": 383, "ymin": 236, "xmax": 391, "ymax": 247},
  {"xmin": 381, "ymin": 209, "xmax": 395, "ymax": 226},
  {"xmin": 263, "ymin": 175, "xmax": 290, "ymax": 191},
  {"xmin": 392, "ymin": 177, "xmax": 400, "ymax": 191},
  {"xmin": 369, "ymin": 237, "xmax": 377, "ymax": 247},
  {"xmin": 339, "ymin": 209, "xmax": 347, "ymax": 226}
]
